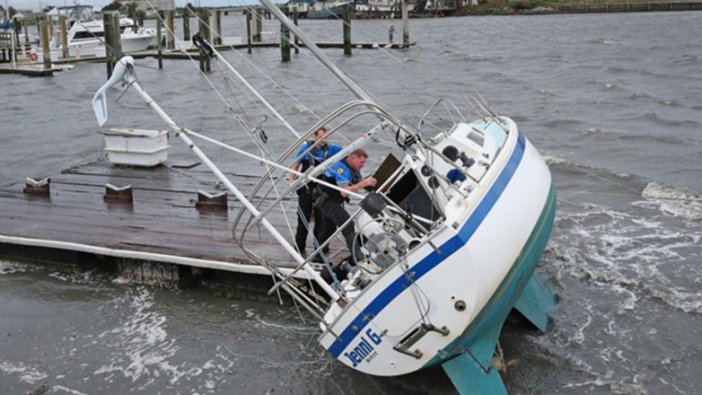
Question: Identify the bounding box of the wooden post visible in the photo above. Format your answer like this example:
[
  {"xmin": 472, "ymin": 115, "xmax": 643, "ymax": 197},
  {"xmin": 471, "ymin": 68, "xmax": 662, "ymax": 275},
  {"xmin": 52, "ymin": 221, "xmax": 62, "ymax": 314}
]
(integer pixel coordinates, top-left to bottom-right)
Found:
[
  {"xmin": 156, "ymin": 12, "xmax": 163, "ymax": 69},
  {"xmin": 39, "ymin": 17, "xmax": 51, "ymax": 69},
  {"xmin": 293, "ymin": 8, "xmax": 299, "ymax": 54},
  {"xmin": 253, "ymin": 8, "xmax": 262, "ymax": 42},
  {"xmin": 280, "ymin": 6, "xmax": 290, "ymax": 62},
  {"xmin": 138, "ymin": 11, "xmax": 145, "ymax": 28},
  {"xmin": 246, "ymin": 10, "xmax": 252, "ymax": 54},
  {"xmin": 343, "ymin": 3, "xmax": 351, "ymax": 56},
  {"xmin": 215, "ymin": 10, "xmax": 222, "ymax": 45},
  {"xmin": 59, "ymin": 15, "xmax": 69, "ymax": 59},
  {"xmin": 183, "ymin": 11, "xmax": 191, "ymax": 41},
  {"xmin": 103, "ymin": 12, "xmax": 122, "ymax": 77},
  {"xmin": 198, "ymin": 8, "xmax": 211, "ymax": 72},
  {"xmin": 22, "ymin": 19, "xmax": 29, "ymax": 46},
  {"xmin": 402, "ymin": 1, "xmax": 409, "ymax": 48},
  {"xmin": 166, "ymin": 10, "xmax": 175, "ymax": 50}
]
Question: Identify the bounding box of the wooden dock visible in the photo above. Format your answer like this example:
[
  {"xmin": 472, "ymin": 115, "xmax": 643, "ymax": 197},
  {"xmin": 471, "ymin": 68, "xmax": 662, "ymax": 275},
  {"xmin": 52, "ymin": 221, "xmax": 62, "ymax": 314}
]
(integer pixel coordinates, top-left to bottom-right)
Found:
[{"xmin": 0, "ymin": 155, "xmax": 321, "ymax": 286}]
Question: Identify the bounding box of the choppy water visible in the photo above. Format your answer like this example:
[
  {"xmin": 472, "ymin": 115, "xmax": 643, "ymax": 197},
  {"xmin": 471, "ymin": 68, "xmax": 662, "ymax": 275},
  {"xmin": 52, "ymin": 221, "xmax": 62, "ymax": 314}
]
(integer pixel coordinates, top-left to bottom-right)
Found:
[{"xmin": 1, "ymin": 11, "xmax": 701, "ymax": 394}]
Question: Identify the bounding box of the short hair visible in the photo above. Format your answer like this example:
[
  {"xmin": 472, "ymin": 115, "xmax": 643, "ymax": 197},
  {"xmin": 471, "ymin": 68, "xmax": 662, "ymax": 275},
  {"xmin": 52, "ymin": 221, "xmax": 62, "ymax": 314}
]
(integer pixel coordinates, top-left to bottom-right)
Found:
[
  {"xmin": 349, "ymin": 148, "xmax": 368, "ymax": 158},
  {"xmin": 313, "ymin": 126, "xmax": 328, "ymax": 136}
]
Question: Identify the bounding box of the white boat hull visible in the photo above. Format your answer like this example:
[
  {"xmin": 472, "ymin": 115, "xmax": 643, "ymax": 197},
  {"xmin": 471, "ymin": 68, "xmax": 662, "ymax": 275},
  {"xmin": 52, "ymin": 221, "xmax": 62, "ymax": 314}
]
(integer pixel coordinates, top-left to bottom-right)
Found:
[{"xmin": 318, "ymin": 120, "xmax": 555, "ymax": 376}]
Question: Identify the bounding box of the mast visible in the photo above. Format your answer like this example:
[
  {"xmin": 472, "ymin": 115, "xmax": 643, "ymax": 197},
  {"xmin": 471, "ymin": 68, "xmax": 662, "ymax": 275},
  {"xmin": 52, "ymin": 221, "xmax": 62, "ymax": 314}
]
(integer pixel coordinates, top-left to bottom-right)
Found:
[{"xmin": 258, "ymin": 0, "xmax": 374, "ymax": 103}]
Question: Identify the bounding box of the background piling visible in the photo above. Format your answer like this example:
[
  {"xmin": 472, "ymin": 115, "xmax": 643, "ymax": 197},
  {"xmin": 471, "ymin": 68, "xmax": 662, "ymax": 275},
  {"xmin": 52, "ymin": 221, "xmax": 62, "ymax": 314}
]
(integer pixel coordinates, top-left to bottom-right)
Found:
[
  {"xmin": 293, "ymin": 8, "xmax": 299, "ymax": 54},
  {"xmin": 39, "ymin": 17, "xmax": 50, "ymax": 69},
  {"xmin": 156, "ymin": 12, "xmax": 163, "ymax": 69},
  {"xmin": 166, "ymin": 10, "xmax": 175, "ymax": 50},
  {"xmin": 59, "ymin": 15, "xmax": 68, "ymax": 59},
  {"xmin": 104, "ymin": 12, "xmax": 122, "ymax": 77},
  {"xmin": 183, "ymin": 11, "xmax": 191, "ymax": 41},
  {"xmin": 198, "ymin": 8, "xmax": 211, "ymax": 72},
  {"xmin": 280, "ymin": 6, "xmax": 290, "ymax": 62},
  {"xmin": 402, "ymin": 1, "xmax": 409, "ymax": 48},
  {"xmin": 246, "ymin": 10, "xmax": 252, "ymax": 54},
  {"xmin": 215, "ymin": 10, "xmax": 223, "ymax": 45},
  {"xmin": 343, "ymin": 4, "xmax": 351, "ymax": 56}
]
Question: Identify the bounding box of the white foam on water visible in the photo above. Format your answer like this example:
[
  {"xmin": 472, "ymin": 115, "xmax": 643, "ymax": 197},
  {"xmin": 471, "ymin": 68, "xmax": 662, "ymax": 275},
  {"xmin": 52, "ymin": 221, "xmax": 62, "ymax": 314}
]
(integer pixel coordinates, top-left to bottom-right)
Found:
[
  {"xmin": 544, "ymin": 154, "xmax": 580, "ymax": 167},
  {"xmin": 0, "ymin": 360, "xmax": 47, "ymax": 384},
  {"xmin": 0, "ymin": 260, "xmax": 28, "ymax": 275},
  {"xmin": 551, "ymin": 201, "xmax": 702, "ymax": 314},
  {"xmin": 639, "ymin": 181, "xmax": 702, "ymax": 220},
  {"xmin": 51, "ymin": 385, "xmax": 88, "ymax": 395},
  {"xmin": 48, "ymin": 269, "xmax": 101, "ymax": 285},
  {"xmin": 92, "ymin": 287, "xmax": 213, "ymax": 389},
  {"xmin": 254, "ymin": 316, "xmax": 318, "ymax": 335}
]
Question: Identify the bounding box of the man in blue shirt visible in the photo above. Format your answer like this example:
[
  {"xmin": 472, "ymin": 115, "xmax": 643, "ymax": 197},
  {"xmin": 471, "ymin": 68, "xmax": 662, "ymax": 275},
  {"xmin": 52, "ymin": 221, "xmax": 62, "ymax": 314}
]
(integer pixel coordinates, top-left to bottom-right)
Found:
[
  {"xmin": 316, "ymin": 149, "xmax": 377, "ymax": 259},
  {"xmin": 289, "ymin": 127, "xmax": 342, "ymax": 258}
]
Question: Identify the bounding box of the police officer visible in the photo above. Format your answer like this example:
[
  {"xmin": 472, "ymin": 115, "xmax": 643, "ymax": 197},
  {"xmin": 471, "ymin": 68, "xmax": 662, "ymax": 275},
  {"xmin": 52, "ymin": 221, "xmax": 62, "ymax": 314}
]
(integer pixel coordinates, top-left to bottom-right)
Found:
[
  {"xmin": 289, "ymin": 127, "xmax": 342, "ymax": 257},
  {"xmin": 316, "ymin": 149, "xmax": 377, "ymax": 258}
]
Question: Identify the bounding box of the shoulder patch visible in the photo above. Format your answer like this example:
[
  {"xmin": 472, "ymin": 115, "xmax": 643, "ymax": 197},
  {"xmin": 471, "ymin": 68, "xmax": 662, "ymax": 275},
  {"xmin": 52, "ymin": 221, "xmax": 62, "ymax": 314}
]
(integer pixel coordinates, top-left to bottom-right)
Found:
[{"xmin": 337, "ymin": 167, "xmax": 345, "ymax": 174}]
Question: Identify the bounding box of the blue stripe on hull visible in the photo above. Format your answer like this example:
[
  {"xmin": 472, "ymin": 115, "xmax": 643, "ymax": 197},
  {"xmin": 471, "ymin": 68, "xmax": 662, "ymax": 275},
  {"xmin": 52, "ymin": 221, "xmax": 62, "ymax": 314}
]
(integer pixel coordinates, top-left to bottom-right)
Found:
[
  {"xmin": 428, "ymin": 183, "xmax": 557, "ymax": 369},
  {"xmin": 328, "ymin": 133, "xmax": 527, "ymax": 358}
]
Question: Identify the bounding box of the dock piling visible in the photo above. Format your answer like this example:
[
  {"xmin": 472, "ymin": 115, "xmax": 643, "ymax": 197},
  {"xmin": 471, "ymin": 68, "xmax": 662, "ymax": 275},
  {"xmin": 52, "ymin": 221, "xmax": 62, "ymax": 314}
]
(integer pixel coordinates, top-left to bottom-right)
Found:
[
  {"xmin": 183, "ymin": 11, "xmax": 191, "ymax": 42},
  {"xmin": 402, "ymin": 1, "xmax": 409, "ymax": 48},
  {"xmin": 198, "ymin": 8, "xmax": 211, "ymax": 72},
  {"xmin": 280, "ymin": 6, "xmax": 291, "ymax": 62},
  {"xmin": 246, "ymin": 10, "xmax": 252, "ymax": 54},
  {"xmin": 39, "ymin": 17, "xmax": 51, "ymax": 70},
  {"xmin": 59, "ymin": 15, "xmax": 68, "ymax": 59},
  {"xmin": 215, "ymin": 10, "xmax": 223, "ymax": 45},
  {"xmin": 103, "ymin": 12, "xmax": 122, "ymax": 77},
  {"xmin": 252, "ymin": 8, "xmax": 262, "ymax": 42},
  {"xmin": 156, "ymin": 12, "xmax": 163, "ymax": 69},
  {"xmin": 22, "ymin": 19, "xmax": 28, "ymax": 46},
  {"xmin": 343, "ymin": 3, "xmax": 352, "ymax": 56},
  {"xmin": 293, "ymin": 8, "xmax": 299, "ymax": 54},
  {"xmin": 166, "ymin": 10, "xmax": 175, "ymax": 50}
]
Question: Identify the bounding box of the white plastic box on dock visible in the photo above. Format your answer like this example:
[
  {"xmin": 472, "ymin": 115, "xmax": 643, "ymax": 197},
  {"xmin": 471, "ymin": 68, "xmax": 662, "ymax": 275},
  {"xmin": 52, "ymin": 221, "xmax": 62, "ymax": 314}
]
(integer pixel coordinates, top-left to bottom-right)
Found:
[{"xmin": 101, "ymin": 128, "xmax": 169, "ymax": 167}]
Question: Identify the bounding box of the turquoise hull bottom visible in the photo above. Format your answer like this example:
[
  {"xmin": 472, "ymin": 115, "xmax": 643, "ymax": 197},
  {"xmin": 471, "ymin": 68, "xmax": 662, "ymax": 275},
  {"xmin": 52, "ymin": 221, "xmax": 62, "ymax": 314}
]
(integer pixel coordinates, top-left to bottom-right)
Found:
[{"xmin": 434, "ymin": 184, "xmax": 558, "ymax": 394}]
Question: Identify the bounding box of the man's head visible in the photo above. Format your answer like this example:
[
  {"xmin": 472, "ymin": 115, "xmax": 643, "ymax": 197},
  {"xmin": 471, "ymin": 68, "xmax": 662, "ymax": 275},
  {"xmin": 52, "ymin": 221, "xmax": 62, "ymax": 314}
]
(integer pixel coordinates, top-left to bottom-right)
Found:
[
  {"xmin": 346, "ymin": 149, "xmax": 369, "ymax": 171},
  {"xmin": 313, "ymin": 127, "xmax": 328, "ymax": 147}
]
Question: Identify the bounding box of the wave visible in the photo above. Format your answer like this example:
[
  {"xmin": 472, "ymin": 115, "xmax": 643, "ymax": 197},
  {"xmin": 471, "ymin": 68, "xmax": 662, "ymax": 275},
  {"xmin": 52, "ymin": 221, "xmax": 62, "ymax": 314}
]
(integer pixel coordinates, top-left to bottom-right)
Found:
[
  {"xmin": 641, "ymin": 112, "xmax": 700, "ymax": 128},
  {"xmin": 588, "ymin": 38, "xmax": 625, "ymax": 46},
  {"xmin": 639, "ymin": 181, "xmax": 702, "ymax": 220},
  {"xmin": 577, "ymin": 126, "xmax": 687, "ymax": 146}
]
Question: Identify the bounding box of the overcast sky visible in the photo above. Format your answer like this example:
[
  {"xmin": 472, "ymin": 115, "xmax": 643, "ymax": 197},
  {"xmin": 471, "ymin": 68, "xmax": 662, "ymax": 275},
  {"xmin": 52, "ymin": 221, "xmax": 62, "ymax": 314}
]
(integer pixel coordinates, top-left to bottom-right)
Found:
[{"xmin": 4, "ymin": 0, "xmax": 263, "ymax": 11}]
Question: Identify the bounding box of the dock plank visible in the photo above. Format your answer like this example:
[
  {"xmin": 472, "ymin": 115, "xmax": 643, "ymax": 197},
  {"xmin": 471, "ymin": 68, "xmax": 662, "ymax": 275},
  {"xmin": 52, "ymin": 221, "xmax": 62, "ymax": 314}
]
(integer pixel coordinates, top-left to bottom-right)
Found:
[{"xmin": 0, "ymin": 159, "xmax": 326, "ymax": 273}]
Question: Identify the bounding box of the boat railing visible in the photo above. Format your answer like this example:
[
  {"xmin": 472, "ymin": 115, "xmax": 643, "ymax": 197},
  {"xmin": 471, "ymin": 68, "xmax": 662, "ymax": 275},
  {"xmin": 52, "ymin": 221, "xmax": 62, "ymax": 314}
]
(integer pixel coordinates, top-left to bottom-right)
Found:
[{"xmin": 417, "ymin": 97, "xmax": 467, "ymax": 137}]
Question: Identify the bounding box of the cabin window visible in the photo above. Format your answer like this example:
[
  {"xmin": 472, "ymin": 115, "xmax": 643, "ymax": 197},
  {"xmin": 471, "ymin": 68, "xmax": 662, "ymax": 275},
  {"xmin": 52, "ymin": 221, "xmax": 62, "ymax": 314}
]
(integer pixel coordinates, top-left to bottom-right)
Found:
[
  {"xmin": 467, "ymin": 130, "xmax": 485, "ymax": 146},
  {"xmin": 73, "ymin": 31, "xmax": 105, "ymax": 39}
]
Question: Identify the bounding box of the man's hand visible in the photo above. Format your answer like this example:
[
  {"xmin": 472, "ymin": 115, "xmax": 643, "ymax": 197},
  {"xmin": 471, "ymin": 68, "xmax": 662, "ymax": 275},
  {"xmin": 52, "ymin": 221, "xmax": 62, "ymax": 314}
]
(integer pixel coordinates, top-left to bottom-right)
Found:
[{"xmin": 360, "ymin": 177, "xmax": 377, "ymax": 189}]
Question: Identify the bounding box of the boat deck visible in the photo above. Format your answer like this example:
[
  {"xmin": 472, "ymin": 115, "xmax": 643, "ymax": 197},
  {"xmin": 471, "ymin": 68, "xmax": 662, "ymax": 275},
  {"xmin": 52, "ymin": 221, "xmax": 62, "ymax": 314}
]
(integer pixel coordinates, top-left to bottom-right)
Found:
[{"xmin": 0, "ymin": 157, "xmax": 325, "ymax": 281}]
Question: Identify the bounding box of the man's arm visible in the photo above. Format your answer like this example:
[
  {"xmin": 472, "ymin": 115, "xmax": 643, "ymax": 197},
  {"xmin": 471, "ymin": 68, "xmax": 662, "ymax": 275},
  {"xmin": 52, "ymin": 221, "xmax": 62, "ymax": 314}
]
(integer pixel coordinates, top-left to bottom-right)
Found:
[
  {"xmin": 340, "ymin": 178, "xmax": 377, "ymax": 198},
  {"xmin": 288, "ymin": 161, "xmax": 301, "ymax": 182}
]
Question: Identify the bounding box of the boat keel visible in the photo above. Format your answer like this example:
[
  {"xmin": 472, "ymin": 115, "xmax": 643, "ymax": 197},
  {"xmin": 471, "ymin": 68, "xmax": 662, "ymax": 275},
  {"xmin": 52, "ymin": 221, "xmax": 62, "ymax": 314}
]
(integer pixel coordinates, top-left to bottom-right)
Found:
[
  {"xmin": 441, "ymin": 351, "xmax": 508, "ymax": 395},
  {"xmin": 513, "ymin": 272, "xmax": 557, "ymax": 332}
]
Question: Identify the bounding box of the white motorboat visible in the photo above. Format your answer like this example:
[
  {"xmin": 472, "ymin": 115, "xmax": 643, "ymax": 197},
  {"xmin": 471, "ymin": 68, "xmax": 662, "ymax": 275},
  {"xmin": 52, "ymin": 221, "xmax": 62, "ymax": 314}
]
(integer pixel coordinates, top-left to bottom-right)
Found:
[
  {"xmin": 90, "ymin": 1, "xmax": 558, "ymax": 392},
  {"xmin": 45, "ymin": 5, "xmax": 158, "ymax": 59}
]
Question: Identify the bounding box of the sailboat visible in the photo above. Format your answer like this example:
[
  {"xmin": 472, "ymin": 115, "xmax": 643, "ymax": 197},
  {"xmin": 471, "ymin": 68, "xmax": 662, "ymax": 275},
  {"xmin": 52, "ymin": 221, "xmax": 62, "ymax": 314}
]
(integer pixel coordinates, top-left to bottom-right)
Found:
[{"xmin": 91, "ymin": 1, "xmax": 558, "ymax": 393}]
